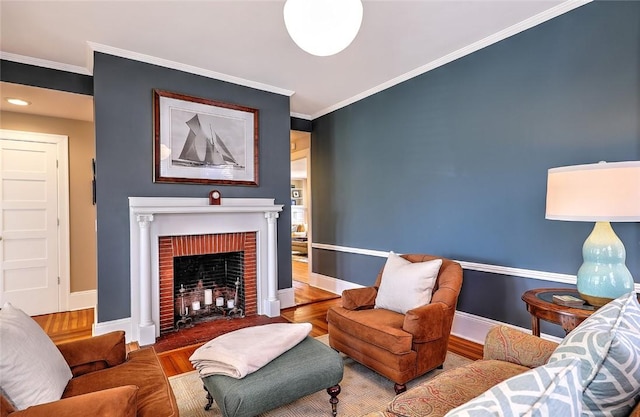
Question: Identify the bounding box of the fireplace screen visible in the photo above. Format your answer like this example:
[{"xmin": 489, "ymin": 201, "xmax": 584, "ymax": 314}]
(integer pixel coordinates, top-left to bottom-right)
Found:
[{"xmin": 173, "ymin": 251, "xmax": 245, "ymax": 329}]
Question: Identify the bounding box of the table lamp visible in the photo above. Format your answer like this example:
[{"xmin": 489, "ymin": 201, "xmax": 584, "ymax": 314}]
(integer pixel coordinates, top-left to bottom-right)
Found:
[{"xmin": 545, "ymin": 161, "xmax": 640, "ymax": 306}]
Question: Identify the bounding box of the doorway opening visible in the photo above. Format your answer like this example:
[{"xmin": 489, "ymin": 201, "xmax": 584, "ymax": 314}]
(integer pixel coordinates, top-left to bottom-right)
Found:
[
  {"xmin": 290, "ymin": 130, "xmax": 337, "ymax": 306},
  {"xmin": 0, "ymin": 82, "xmax": 96, "ymax": 316},
  {"xmin": 290, "ymin": 130, "xmax": 310, "ymax": 269}
]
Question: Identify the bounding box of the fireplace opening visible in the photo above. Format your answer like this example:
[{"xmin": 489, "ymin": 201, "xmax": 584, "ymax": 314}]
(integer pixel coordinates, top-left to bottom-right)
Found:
[
  {"xmin": 173, "ymin": 251, "xmax": 245, "ymax": 330},
  {"xmin": 158, "ymin": 232, "xmax": 258, "ymax": 336}
]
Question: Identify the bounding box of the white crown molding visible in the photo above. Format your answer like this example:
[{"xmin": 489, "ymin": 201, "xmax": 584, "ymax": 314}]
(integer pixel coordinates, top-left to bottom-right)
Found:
[
  {"xmin": 290, "ymin": 112, "xmax": 312, "ymax": 120},
  {"xmin": 311, "ymin": 0, "xmax": 592, "ymax": 120},
  {"xmin": 0, "ymin": 51, "xmax": 92, "ymax": 75},
  {"xmin": 86, "ymin": 42, "xmax": 295, "ymax": 98},
  {"xmin": 3, "ymin": 0, "xmax": 590, "ymax": 119}
]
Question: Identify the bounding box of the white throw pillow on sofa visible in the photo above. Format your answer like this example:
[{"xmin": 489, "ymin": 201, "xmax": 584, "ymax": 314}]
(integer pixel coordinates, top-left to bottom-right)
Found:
[
  {"xmin": 0, "ymin": 303, "xmax": 72, "ymax": 410},
  {"xmin": 374, "ymin": 252, "xmax": 442, "ymax": 314}
]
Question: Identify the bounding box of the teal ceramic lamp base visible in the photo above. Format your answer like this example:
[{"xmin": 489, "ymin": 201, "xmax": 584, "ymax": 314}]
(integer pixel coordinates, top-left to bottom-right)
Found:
[{"xmin": 577, "ymin": 221, "xmax": 635, "ymax": 307}]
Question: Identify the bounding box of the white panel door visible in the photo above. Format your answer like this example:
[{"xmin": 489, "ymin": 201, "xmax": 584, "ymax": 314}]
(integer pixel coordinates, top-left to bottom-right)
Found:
[{"xmin": 0, "ymin": 137, "xmax": 59, "ymax": 314}]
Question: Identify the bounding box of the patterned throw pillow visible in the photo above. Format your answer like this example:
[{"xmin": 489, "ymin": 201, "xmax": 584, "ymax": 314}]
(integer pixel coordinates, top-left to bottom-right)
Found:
[
  {"xmin": 443, "ymin": 357, "xmax": 583, "ymax": 417},
  {"xmin": 548, "ymin": 291, "xmax": 640, "ymax": 417}
]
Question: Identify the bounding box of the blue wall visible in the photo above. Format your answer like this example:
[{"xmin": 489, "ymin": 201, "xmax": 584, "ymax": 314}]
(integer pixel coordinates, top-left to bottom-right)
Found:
[
  {"xmin": 311, "ymin": 1, "xmax": 640, "ymax": 335},
  {"xmin": 93, "ymin": 53, "xmax": 292, "ymax": 322}
]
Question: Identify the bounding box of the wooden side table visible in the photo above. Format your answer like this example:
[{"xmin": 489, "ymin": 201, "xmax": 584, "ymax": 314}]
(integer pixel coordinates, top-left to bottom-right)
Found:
[{"xmin": 521, "ymin": 288, "xmax": 596, "ymax": 336}]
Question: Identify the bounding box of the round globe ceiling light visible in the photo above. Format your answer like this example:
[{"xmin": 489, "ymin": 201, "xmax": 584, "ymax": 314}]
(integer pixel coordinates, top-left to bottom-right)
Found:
[{"xmin": 284, "ymin": 0, "xmax": 363, "ymax": 57}]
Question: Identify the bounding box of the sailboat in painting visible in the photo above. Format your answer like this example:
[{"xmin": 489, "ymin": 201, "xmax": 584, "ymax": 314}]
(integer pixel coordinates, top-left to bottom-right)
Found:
[{"xmin": 173, "ymin": 114, "xmax": 242, "ymax": 168}]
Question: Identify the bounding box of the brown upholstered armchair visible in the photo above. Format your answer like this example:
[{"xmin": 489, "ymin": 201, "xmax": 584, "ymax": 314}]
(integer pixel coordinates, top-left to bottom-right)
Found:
[
  {"xmin": 326, "ymin": 254, "xmax": 463, "ymax": 394},
  {"xmin": 1, "ymin": 331, "xmax": 179, "ymax": 417}
]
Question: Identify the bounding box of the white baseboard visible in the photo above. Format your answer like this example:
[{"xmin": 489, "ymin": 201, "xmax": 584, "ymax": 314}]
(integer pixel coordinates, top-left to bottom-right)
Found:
[
  {"xmin": 93, "ymin": 317, "xmax": 133, "ymax": 343},
  {"xmin": 452, "ymin": 310, "xmax": 562, "ymax": 345},
  {"xmin": 278, "ymin": 287, "xmax": 296, "ymax": 309},
  {"xmin": 307, "ymin": 271, "xmax": 361, "ymax": 295},
  {"xmin": 68, "ymin": 290, "xmax": 97, "ymax": 311}
]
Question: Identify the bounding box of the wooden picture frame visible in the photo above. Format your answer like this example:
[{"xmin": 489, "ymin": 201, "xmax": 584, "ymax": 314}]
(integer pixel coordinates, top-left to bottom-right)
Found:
[{"xmin": 153, "ymin": 89, "xmax": 259, "ymax": 186}]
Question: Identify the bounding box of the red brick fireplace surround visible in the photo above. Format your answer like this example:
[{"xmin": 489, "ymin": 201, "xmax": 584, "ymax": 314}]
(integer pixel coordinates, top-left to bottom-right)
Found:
[{"xmin": 158, "ymin": 232, "xmax": 257, "ymax": 333}]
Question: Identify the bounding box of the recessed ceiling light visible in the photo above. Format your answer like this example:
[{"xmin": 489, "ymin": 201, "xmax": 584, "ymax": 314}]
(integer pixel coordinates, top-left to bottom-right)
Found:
[{"xmin": 6, "ymin": 98, "xmax": 31, "ymax": 106}]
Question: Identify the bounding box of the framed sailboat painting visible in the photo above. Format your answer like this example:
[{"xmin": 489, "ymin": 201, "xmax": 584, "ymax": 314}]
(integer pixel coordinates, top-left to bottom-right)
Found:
[{"xmin": 153, "ymin": 89, "xmax": 259, "ymax": 186}]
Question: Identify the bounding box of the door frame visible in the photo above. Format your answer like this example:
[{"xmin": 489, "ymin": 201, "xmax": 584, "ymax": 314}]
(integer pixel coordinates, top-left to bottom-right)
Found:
[
  {"xmin": 291, "ymin": 147, "xmax": 312, "ymax": 269},
  {"xmin": 0, "ymin": 129, "xmax": 70, "ymax": 312}
]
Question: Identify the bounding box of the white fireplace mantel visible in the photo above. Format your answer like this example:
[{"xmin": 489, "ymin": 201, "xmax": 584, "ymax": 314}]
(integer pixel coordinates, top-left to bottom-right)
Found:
[
  {"xmin": 130, "ymin": 197, "xmax": 285, "ymax": 215},
  {"xmin": 126, "ymin": 197, "xmax": 283, "ymax": 346}
]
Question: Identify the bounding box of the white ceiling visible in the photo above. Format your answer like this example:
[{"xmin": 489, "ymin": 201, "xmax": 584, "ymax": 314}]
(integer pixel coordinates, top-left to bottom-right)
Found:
[{"xmin": 0, "ymin": 0, "xmax": 587, "ymax": 121}]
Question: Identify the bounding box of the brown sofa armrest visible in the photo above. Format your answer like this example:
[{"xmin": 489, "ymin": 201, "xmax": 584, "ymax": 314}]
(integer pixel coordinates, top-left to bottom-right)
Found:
[
  {"xmin": 9, "ymin": 385, "xmax": 138, "ymax": 417},
  {"xmin": 402, "ymin": 302, "xmax": 444, "ymax": 342},
  {"xmin": 341, "ymin": 287, "xmax": 378, "ymax": 310},
  {"xmin": 2, "ymin": 393, "xmax": 16, "ymax": 417},
  {"xmin": 56, "ymin": 331, "xmax": 127, "ymax": 377},
  {"xmin": 483, "ymin": 325, "xmax": 558, "ymax": 368}
]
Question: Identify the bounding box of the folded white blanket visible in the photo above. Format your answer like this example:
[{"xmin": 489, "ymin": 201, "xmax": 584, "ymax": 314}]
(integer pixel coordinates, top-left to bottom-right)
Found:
[{"xmin": 189, "ymin": 322, "xmax": 312, "ymax": 379}]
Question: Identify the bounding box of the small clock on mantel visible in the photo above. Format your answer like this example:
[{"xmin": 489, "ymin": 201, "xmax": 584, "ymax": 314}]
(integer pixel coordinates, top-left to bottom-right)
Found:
[{"xmin": 209, "ymin": 190, "xmax": 221, "ymax": 205}]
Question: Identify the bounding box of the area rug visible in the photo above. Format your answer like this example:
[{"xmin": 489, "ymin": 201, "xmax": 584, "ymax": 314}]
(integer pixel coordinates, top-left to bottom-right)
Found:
[{"xmin": 169, "ymin": 335, "xmax": 472, "ymax": 417}]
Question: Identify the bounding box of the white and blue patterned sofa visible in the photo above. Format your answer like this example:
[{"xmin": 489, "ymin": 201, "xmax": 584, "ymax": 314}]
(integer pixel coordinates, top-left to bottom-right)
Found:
[{"xmin": 366, "ymin": 291, "xmax": 640, "ymax": 417}]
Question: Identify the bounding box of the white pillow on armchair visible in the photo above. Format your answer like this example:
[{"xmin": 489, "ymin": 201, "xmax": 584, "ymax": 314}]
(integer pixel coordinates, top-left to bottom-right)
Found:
[{"xmin": 374, "ymin": 252, "xmax": 442, "ymax": 314}]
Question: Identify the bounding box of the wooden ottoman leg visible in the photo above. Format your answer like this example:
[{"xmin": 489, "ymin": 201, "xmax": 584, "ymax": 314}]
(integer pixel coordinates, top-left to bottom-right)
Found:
[
  {"xmin": 203, "ymin": 385, "xmax": 214, "ymax": 411},
  {"xmin": 327, "ymin": 384, "xmax": 341, "ymax": 417}
]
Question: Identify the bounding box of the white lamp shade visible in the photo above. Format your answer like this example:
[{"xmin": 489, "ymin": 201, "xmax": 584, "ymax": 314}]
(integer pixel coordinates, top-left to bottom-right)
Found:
[
  {"xmin": 546, "ymin": 161, "xmax": 640, "ymax": 222},
  {"xmin": 284, "ymin": 0, "xmax": 363, "ymax": 57}
]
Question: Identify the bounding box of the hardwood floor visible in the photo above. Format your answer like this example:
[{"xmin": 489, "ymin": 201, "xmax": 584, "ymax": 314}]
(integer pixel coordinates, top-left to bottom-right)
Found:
[
  {"xmin": 34, "ymin": 261, "xmax": 482, "ymax": 377},
  {"xmin": 32, "ymin": 308, "xmax": 93, "ymax": 344},
  {"xmin": 292, "ymin": 259, "xmax": 340, "ymax": 306},
  {"xmin": 281, "ymin": 298, "xmax": 341, "ymax": 338},
  {"xmin": 293, "ymin": 280, "xmax": 340, "ymax": 306},
  {"xmin": 292, "ymin": 258, "xmax": 310, "ymax": 283}
]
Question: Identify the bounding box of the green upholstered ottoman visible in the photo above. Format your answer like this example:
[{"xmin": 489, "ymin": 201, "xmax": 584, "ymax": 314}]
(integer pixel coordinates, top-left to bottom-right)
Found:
[{"xmin": 201, "ymin": 336, "xmax": 344, "ymax": 417}]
